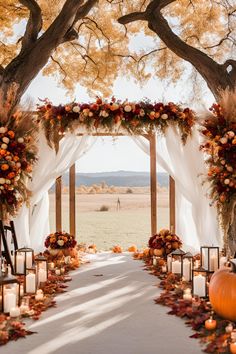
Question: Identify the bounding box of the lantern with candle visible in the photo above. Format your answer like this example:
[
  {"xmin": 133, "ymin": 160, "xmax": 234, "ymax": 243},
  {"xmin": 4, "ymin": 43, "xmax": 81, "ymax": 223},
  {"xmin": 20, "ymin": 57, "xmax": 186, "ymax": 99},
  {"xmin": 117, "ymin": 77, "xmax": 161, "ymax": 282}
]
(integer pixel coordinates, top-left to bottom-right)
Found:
[
  {"xmin": 35, "ymin": 254, "xmax": 48, "ymax": 287},
  {"xmin": 14, "ymin": 247, "xmax": 34, "ymax": 275},
  {"xmin": 201, "ymin": 246, "xmax": 219, "ymax": 272},
  {"xmin": 182, "ymin": 252, "xmax": 193, "ymax": 282},
  {"xmin": 0, "ymin": 275, "xmax": 20, "ymax": 313},
  {"xmin": 169, "ymin": 249, "xmax": 186, "ymax": 276},
  {"xmin": 205, "ymin": 314, "xmax": 217, "ymax": 330},
  {"xmin": 24, "ymin": 267, "xmax": 37, "ymax": 294},
  {"xmin": 192, "ymin": 267, "xmax": 209, "ymax": 298}
]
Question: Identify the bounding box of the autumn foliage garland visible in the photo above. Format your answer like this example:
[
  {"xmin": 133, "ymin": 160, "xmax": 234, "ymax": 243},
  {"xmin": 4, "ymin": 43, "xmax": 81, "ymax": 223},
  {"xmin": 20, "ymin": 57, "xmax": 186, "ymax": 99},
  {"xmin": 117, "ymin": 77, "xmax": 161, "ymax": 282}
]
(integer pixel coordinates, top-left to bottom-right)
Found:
[{"xmin": 37, "ymin": 98, "xmax": 196, "ymax": 151}]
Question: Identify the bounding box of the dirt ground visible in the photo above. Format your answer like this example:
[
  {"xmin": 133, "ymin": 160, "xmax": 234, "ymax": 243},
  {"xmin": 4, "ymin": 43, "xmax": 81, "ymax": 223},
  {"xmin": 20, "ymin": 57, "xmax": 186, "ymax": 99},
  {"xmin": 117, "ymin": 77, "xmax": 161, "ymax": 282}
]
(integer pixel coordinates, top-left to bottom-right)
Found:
[{"xmin": 49, "ymin": 190, "xmax": 169, "ymax": 250}]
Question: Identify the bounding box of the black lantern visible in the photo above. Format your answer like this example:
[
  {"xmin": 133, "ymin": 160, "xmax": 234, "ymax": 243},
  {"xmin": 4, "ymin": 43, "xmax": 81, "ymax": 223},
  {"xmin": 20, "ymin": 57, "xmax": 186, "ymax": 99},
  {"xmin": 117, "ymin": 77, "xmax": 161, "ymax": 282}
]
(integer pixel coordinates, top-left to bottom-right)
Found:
[
  {"xmin": 14, "ymin": 247, "xmax": 34, "ymax": 275},
  {"xmin": 169, "ymin": 249, "xmax": 186, "ymax": 276},
  {"xmin": 200, "ymin": 246, "xmax": 219, "ymax": 272},
  {"xmin": 0, "ymin": 274, "xmax": 20, "ymax": 313},
  {"xmin": 192, "ymin": 267, "xmax": 211, "ymax": 298},
  {"xmin": 182, "ymin": 252, "xmax": 193, "ymax": 282},
  {"xmin": 24, "ymin": 267, "xmax": 37, "ymax": 294},
  {"xmin": 35, "ymin": 254, "xmax": 48, "ymax": 287}
]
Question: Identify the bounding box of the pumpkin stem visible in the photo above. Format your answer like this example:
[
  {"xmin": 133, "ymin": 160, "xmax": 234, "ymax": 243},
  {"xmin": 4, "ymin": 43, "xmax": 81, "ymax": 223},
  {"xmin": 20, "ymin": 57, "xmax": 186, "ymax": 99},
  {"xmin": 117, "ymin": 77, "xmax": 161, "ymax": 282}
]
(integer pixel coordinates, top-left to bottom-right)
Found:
[{"xmin": 230, "ymin": 259, "xmax": 236, "ymax": 273}]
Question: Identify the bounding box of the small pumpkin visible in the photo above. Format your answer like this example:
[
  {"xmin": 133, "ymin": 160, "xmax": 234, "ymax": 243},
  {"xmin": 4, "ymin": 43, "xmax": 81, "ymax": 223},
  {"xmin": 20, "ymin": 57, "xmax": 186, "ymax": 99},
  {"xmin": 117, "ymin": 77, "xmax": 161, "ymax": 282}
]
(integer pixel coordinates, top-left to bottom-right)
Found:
[
  {"xmin": 154, "ymin": 248, "xmax": 164, "ymax": 257},
  {"xmin": 143, "ymin": 248, "xmax": 150, "ymax": 257},
  {"xmin": 209, "ymin": 260, "xmax": 236, "ymax": 321},
  {"xmin": 128, "ymin": 245, "xmax": 137, "ymax": 253},
  {"xmin": 149, "ymin": 248, "xmax": 154, "ymax": 256}
]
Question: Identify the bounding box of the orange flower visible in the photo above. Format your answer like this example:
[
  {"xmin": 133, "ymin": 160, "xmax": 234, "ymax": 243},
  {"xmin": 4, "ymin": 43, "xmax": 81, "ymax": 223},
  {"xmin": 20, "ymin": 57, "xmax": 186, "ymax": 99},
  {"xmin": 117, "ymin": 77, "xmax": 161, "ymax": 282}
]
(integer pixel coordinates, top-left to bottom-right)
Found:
[
  {"xmin": 1, "ymin": 164, "xmax": 9, "ymax": 171},
  {"xmin": 13, "ymin": 156, "xmax": 19, "ymax": 162},
  {"xmin": 65, "ymin": 105, "xmax": 71, "ymax": 112},
  {"xmin": 50, "ymin": 237, "xmax": 56, "ymax": 243},
  {"xmin": 0, "ymin": 149, "xmax": 6, "ymax": 156},
  {"xmin": 8, "ymin": 130, "xmax": 15, "ymax": 139},
  {"xmin": 7, "ymin": 172, "xmax": 15, "ymax": 179}
]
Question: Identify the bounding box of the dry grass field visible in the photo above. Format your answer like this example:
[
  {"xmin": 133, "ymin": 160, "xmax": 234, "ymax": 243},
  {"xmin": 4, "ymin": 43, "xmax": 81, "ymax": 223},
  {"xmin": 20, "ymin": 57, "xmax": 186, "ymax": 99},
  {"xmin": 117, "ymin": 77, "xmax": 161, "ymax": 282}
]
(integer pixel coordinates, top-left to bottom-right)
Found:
[{"xmin": 49, "ymin": 188, "xmax": 169, "ymax": 250}]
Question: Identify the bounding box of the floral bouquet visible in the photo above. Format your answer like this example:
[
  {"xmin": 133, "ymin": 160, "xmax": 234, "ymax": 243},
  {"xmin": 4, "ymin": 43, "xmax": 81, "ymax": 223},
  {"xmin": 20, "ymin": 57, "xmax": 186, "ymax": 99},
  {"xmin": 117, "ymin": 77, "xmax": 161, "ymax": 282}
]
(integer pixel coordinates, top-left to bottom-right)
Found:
[
  {"xmin": 45, "ymin": 231, "xmax": 77, "ymax": 250},
  {"xmin": 148, "ymin": 229, "xmax": 182, "ymax": 257}
]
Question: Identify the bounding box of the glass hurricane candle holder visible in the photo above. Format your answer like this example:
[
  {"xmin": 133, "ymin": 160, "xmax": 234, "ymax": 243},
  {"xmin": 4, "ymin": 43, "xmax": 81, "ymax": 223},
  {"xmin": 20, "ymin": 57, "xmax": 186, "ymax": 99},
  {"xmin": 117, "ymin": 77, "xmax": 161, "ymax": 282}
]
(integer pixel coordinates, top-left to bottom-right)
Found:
[
  {"xmin": 182, "ymin": 252, "xmax": 193, "ymax": 282},
  {"xmin": 205, "ymin": 315, "xmax": 217, "ymax": 330},
  {"xmin": 169, "ymin": 249, "xmax": 186, "ymax": 276},
  {"xmin": 14, "ymin": 247, "xmax": 34, "ymax": 275},
  {"xmin": 35, "ymin": 254, "xmax": 48, "ymax": 286},
  {"xmin": 200, "ymin": 246, "xmax": 219, "ymax": 272},
  {"xmin": 0, "ymin": 275, "xmax": 20, "ymax": 313}
]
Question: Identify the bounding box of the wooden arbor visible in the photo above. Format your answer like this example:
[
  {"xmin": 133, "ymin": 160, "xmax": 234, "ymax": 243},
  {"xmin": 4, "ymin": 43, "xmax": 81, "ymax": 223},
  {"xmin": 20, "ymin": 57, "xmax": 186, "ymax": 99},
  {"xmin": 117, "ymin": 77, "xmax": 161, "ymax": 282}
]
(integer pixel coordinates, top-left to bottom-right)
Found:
[{"xmin": 55, "ymin": 134, "xmax": 176, "ymax": 237}]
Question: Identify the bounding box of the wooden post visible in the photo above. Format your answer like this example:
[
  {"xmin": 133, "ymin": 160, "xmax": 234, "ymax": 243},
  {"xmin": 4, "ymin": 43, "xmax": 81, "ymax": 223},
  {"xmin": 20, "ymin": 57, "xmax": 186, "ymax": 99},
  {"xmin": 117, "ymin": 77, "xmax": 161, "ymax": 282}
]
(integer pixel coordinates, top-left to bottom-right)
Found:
[
  {"xmin": 69, "ymin": 164, "xmax": 76, "ymax": 236},
  {"xmin": 169, "ymin": 176, "xmax": 176, "ymax": 233},
  {"xmin": 55, "ymin": 176, "xmax": 62, "ymax": 231},
  {"xmin": 149, "ymin": 134, "xmax": 157, "ymax": 236}
]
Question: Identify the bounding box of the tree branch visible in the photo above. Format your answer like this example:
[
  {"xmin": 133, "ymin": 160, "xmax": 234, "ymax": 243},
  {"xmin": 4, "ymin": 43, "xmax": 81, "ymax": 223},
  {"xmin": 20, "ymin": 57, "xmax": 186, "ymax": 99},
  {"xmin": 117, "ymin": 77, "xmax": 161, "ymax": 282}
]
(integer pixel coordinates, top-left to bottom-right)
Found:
[
  {"xmin": 118, "ymin": 0, "xmax": 236, "ymax": 98},
  {"xmin": 19, "ymin": 0, "xmax": 42, "ymax": 51}
]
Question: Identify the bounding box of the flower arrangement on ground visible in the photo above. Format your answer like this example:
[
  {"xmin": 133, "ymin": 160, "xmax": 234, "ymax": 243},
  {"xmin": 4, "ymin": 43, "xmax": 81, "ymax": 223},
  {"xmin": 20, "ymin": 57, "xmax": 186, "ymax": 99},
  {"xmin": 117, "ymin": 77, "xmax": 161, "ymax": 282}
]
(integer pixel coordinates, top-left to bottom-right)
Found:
[
  {"xmin": 200, "ymin": 90, "xmax": 236, "ymax": 253},
  {"xmin": 37, "ymin": 97, "xmax": 196, "ymax": 151},
  {"xmin": 45, "ymin": 231, "xmax": 77, "ymax": 250},
  {"xmin": 0, "ymin": 110, "xmax": 37, "ymax": 220},
  {"xmin": 148, "ymin": 229, "xmax": 182, "ymax": 257}
]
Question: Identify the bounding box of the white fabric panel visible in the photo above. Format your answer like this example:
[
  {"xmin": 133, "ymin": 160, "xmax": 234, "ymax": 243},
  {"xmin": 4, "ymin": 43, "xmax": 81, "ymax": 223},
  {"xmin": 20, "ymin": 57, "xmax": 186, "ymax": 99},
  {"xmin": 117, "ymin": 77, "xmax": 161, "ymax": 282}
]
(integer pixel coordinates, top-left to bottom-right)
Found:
[
  {"xmin": 14, "ymin": 132, "xmax": 96, "ymax": 251},
  {"xmin": 132, "ymin": 126, "xmax": 221, "ymax": 252}
]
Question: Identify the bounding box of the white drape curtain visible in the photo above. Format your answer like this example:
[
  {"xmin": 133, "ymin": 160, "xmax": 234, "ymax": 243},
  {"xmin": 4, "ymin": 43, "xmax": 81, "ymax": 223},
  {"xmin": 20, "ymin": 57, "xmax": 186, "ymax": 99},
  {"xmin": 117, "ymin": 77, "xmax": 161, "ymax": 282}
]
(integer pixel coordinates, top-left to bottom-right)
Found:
[
  {"xmin": 132, "ymin": 126, "xmax": 221, "ymax": 252},
  {"xmin": 15, "ymin": 132, "xmax": 96, "ymax": 251}
]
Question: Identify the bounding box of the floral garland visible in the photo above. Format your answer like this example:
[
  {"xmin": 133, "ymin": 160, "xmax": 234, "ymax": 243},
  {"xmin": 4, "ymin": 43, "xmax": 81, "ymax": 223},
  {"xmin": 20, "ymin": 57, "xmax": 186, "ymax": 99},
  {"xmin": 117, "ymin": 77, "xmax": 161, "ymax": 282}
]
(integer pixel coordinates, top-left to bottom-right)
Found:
[
  {"xmin": 148, "ymin": 229, "xmax": 182, "ymax": 257},
  {"xmin": 0, "ymin": 113, "xmax": 37, "ymax": 220},
  {"xmin": 37, "ymin": 98, "xmax": 196, "ymax": 151},
  {"xmin": 200, "ymin": 91, "xmax": 236, "ymax": 246},
  {"xmin": 44, "ymin": 231, "xmax": 77, "ymax": 249}
]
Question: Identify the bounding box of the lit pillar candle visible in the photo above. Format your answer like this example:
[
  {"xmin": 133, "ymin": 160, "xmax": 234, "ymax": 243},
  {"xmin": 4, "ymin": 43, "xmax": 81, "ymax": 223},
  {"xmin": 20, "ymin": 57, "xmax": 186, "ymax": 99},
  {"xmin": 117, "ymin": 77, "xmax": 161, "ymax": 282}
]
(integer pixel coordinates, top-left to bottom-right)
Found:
[
  {"xmin": 153, "ymin": 257, "xmax": 157, "ymax": 266},
  {"xmin": 38, "ymin": 269, "xmax": 47, "ymax": 284},
  {"xmin": 193, "ymin": 274, "xmax": 206, "ymax": 297},
  {"xmin": 4, "ymin": 293, "xmax": 17, "ymax": 313},
  {"xmin": 210, "ymin": 255, "xmax": 218, "ymax": 272},
  {"xmin": 26, "ymin": 273, "xmax": 36, "ymax": 293},
  {"xmin": 26, "ymin": 253, "xmax": 33, "ymax": 268},
  {"xmin": 172, "ymin": 260, "xmax": 181, "ymax": 274},
  {"xmin": 16, "ymin": 254, "xmax": 24, "ymax": 273},
  {"xmin": 183, "ymin": 288, "xmax": 192, "ymax": 300},
  {"xmin": 20, "ymin": 285, "xmax": 24, "ymax": 297},
  {"xmin": 167, "ymin": 256, "xmax": 172, "ymax": 272},
  {"xmin": 182, "ymin": 259, "xmax": 191, "ymax": 281}
]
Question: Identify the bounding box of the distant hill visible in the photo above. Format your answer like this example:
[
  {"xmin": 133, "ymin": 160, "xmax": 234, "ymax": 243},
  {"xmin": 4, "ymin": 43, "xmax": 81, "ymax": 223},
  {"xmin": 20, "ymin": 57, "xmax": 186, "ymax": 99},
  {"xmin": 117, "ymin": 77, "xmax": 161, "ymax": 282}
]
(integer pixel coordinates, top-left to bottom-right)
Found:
[{"xmin": 60, "ymin": 170, "xmax": 169, "ymax": 188}]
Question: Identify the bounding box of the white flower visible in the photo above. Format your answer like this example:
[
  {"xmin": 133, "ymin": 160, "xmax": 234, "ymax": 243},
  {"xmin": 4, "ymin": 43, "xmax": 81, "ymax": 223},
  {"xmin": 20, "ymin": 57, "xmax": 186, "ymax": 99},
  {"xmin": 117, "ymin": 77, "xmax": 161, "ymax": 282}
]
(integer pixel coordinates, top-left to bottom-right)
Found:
[
  {"xmin": 224, "ymin": 179, "xmax": 230, "ymax": 185},
  {"xmin": 57, "ymin": 240, "xmax": 64, "ymax": 246},
  {"xmin": 14, "ymin": 176, "xmax": 20, "ymax": 182},
  {"xmin": 0, "ymin": 127, "xmax": 7, "ymax": 134},
  {"xmin": 220, "ymin": 159, "xmax": 226, "ymax": 165},
  {"xmin": 124, "ymin": 105, "xmax": 132, "ymax": 112},
  {"xmin": 5, "ymin": 179, "xmax": 11, "ymax": 185},
  {"xmin": 72, "ymin": 105, "xmax": 80, "ymax": 113},
  {"xmin": 0, "ymin": 178, "xmax": 5, "ymax": 184},
  {"xmin": 0, "ymin": 186, "xmax": 4, "ymax": 190},
  {"xmin": 5, "ymin": 156, "xmax": 12, "ymax": 161},
  {"xmin": 17, "ymin": 137, "xmax": 24, "ymax": 143},
  {"xmin": 220, "ymin": 137, "xmax": 228, "ymax": 144},
  {"xmin": 161, "ymin": 113, "xmax": 168, "ymax": 120},
  {"xmin": 2, "ymin": 137, "xmax": 9, "ymax": 144},
  {"xmin": 16, "ymin": 162, "xmax": 21, "ymax": 168},
  {"xmin": 227, "ymin": 131, "xmax": 235, "ymax": 139},
  {"xmin": 89, "ymin": 112, "xmax": 94, "ymax": 117},
  {"xmin": 1, "ymin": 144, "xmax": 7, "ymax": 150}
]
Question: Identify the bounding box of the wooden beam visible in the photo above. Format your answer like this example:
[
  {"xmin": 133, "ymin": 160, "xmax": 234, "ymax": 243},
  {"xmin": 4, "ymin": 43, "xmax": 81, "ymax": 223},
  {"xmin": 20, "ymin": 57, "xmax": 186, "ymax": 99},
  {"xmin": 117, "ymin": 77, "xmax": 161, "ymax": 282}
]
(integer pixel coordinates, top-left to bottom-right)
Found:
[
  {"xmin": 149, "ymin": 134, "xmax": 157, "ymax": 236},
  {"xmin": 169, "ymin": 176, "xmax": 176, "ymax": 233},
  {"xmin": 55, "ymin": 176, "xmax": 62, "ymax": 231},
  {"xmin": 69, "ymin": 164, "xmax": 76, "ymax": 236}
]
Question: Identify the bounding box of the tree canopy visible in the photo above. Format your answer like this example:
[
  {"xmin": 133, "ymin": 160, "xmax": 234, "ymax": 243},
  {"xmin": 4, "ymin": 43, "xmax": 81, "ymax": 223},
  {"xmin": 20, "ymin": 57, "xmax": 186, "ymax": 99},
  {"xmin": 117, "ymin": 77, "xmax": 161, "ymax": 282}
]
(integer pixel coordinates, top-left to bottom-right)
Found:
[{"xmin": 0, "ymin": 0, "xmax": 235, "ymax": 109}]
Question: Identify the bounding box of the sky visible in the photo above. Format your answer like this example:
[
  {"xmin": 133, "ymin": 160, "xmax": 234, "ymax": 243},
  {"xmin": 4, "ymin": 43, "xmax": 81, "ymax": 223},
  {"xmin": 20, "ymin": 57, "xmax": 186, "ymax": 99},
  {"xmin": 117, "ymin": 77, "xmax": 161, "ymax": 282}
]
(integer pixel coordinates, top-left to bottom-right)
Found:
[{"xmin": 23, "ymin": 69, "xmax": 215, "ymax": 173}]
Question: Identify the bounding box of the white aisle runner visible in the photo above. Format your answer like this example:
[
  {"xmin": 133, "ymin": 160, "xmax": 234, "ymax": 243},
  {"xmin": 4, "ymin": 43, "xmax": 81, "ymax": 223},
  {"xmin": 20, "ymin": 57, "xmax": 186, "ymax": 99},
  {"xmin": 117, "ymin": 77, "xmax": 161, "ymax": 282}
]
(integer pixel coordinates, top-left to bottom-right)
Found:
[{"xmin": 4, "ymin": 253, "xmax": 202, "ymax": 354}]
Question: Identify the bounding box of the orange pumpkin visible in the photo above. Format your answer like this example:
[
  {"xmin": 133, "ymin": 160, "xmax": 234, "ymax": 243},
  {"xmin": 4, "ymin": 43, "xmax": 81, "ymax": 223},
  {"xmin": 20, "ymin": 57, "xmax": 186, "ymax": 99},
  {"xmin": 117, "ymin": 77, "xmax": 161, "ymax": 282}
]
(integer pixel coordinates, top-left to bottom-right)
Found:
[
  {"xmin": 128, "ymin": 245, "xmax": 137, "ymax": 253},
  {"xmin": 149, "ymin": 248, "xmax": 154, "ymax": 256},
  {"xmin": 154, "ymin": 248, "xmax": 164, "ymax": 257},
  {"xmin": 143, "ymin": 248, "xmax": 150, "ymax": 257},
  {"xmin": 209, "ymin": 261, "xmax": 236, "ymax": 321}
]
